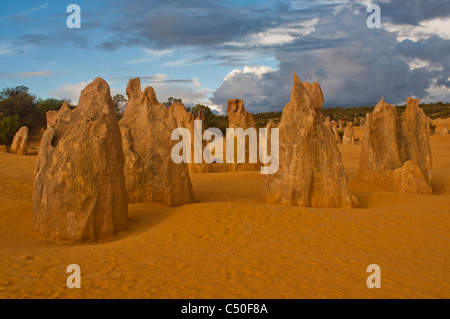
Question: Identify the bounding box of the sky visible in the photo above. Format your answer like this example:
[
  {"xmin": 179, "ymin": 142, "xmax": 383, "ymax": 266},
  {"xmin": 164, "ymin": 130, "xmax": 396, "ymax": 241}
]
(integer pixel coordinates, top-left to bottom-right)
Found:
[{"xmin": 0, "ymin": 0, "xmax": 449, "ymax": 114}]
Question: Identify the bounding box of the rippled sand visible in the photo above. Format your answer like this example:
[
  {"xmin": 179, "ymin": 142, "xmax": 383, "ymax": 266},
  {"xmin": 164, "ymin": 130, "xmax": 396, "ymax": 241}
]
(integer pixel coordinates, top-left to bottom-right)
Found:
[{"xmin": 0, "ymin": 124, "xmax": 449, "ymax": 298}]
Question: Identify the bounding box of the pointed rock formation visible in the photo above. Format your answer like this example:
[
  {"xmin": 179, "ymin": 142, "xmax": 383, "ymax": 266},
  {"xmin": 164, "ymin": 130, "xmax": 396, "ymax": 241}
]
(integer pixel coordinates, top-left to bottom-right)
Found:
[
  {"xmin": 343, "ymin": 122, "xmax": 354, "ymax": 145},
  {"xmin": 261, "ymin": 73, "xmax": 358, "ymax": 208},
  {"xmin": 360, "ymin": 116, "xmax": 366, "ymax": 127},
  {"xmin": 168, "ymin": 103, "xmax": 212, "ymax": 174},
  {"xmin": 324, "ymin": 116, "xmax": 332, "ymax": 133},
  {"xmin": 226, "ymin": 99, "xmax": 259, "ymax": 172},
  {"xmin": 10, "ymin": 126, "xmax": 29, "ymax": 155},
  {"xmin": 227, "ymin": 98, "xmax": 256, "ymax": 130},
  {"xmin": 33, "ymin": 78, "xmax": 128, "ymax": 242},
  {"xmin": 120, "ymin": 78, "xmax": 195, "ymax": 206},
  {"xmin": 358, "ymin": 97, "xmax": 432, "ymax": 194},
  {"xmin": 441, "ymin": 124, "xmax": 448, "ymax": 135},
  {"xmin": 46, "ymin": 110, "xmax": 59, "ymax": 128},
  {"xmin": 331, "ymin": 120, "xmax": 341, "ymax": 143},
  {"xmin": 303, "ymin": 81, "xmax": 324, "ymax": 112},
  {"xmin": 196, "ymin": 109, "xmax": 206, "ymax": 122}
]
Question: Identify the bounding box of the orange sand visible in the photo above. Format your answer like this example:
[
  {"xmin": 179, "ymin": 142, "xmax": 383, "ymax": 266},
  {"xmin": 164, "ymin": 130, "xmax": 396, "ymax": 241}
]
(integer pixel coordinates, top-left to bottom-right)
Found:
[{"xmin": 0, "ymin": 134, "xmax": 449, "ymax": 299}]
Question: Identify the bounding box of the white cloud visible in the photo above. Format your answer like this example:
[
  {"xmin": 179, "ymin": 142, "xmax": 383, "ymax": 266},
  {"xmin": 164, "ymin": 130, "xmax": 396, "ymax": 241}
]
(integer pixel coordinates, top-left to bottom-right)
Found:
[
  {"xmin": 385, "ymin": 17, "xmax": 450, "ymax": 42},
  {"xmin": 21, "ymin": 2, "xmax": 48, "ymax": 16},
  {"xmin": 51, "ymin": 82, "xmax": 89, "ymax": 103},
  {"xmin": 224, "ymin": 18, "xmax": 318, "ymax": 47},
  {"xmin": 406, "ymin": 58, "xmax": 444, "ymax": 71},
  {"xmin": 125, "ymin": 48, "xmax": 174, "ymax": 64},
  {"xmin": 163, "ymin": 58, "xmax": 201, "ymax": 67},
  {"xmin": 0, "ymin": 43, "xmax": 14, "ymax": 55},
  {"xmin": 211, "ymin": 65, "xmax": 277, "ymax": 112},
  {"xmin": 424, "ymin": 79, "xmax": 450, "ymax": 103},
  {"xmin": 224, "ymin": 65, "xmax": 275, "ymax": 81},
  {"xmin": 0, "ymin": 70, "xmax": 58, "ymax": 78}
]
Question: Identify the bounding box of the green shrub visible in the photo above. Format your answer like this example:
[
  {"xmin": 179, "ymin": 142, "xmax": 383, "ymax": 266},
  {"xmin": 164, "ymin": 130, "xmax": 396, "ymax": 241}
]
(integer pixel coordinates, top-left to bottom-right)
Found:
[
  {"xmin": 0, "ymin": 115, "xmax": 21, "ymax": 146},
  {"xmin": 428, "ymin": 122, "xmax": 436, "ymax": 135}
]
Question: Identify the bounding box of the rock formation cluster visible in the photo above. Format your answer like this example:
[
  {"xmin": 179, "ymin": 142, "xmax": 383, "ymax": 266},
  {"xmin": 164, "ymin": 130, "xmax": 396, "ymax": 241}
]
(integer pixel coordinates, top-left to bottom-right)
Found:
[
  {"xmin": 226, "ymin": 99, "xmax": 259, "ymax": 172},
  {"xmin": 169, "ymin": 103, "xmax": 212, "ymax": 174},
  {"xmin": 119, "ymin": 78, "xmax": 195, "ymax": 206},
  {"xmin": 358, "ymin": 97, "xmax": 432, "ymax": 194},
  {"xmin": 343, "ymin": 122, "xmax": 355, "ymax": 145}
]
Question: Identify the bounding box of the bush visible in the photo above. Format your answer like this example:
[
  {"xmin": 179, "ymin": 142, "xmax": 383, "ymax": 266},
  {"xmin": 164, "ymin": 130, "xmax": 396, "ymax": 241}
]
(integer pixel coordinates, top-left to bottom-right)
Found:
[
  {"xmin": 36, "ymin": 98, "xmax": 64, "ymax": 118},
  {"xmin": 0, "ymin": 115, "xmax": 21, "ymax": 146},
  {"xmin": 429, "ymin": 122, "xmax": 436, "ymax": 135}
]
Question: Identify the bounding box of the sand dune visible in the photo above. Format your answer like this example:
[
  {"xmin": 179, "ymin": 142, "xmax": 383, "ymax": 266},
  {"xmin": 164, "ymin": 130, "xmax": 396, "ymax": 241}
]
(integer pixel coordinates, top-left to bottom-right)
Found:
[{"xmin": 0, "ymin": 133, "xmax": 449, "ymax": 298}]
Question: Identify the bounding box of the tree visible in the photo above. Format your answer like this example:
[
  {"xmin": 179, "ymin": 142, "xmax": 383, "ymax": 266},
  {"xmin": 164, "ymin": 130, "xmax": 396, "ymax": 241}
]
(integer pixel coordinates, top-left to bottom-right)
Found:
[
  {"xmin": 0, "ymin": 85, "xmax": 37, "ymax": 128},
  {"xmin": 0, "ymin": 115, "xmax": 21, "ymax": 145},
  {"xmin": 36, "ymin": 98, "xmax": 64, "ymax": 118},
  {"xmin": 0, "ymin": 86, "xmax": 30, "ymax": 100},
  {"xmin": 162, "ymin": 97, "xmax": 182, "ymax": 108}
]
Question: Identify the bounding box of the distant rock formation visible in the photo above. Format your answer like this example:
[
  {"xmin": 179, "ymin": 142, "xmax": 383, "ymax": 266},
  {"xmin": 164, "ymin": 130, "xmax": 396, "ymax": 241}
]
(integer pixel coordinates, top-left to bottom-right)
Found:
[
  {"xmin": 343, "ymin": 122, "xmax": 354, "ymax": 145},
  {"xmin": 120, "ymin": 78, "xmax": 195, "ymax": 206},
  {"xmin": 226, "ymin": 99, "xmax": 259, "ymax": 172},
  {"xmin": 331, "ymin": 120, "xmax": 341, "ymax": 143},
  {"xmin": 261, "ymin": 73, "xmax": 358, "ymax": 208},
  {"xmin": 360, "ymin": 117, "xmax": 366, "ymax": 127},
  {"xmin": 168, "ymin": 103, "xmax": 212, "ymax": 174},
  {"xmin": 10, "ymin": 126, "xmax": 29, "ymax": 155},
  {"xmin": 46, "ymin": 110, "xmax": 58, "ymax": 128},
  {"xmin": 0, "ymin": 145, "xmax": 9, "ymax": 153},
  {"xmin": 324, "ymin": 116, "xmax": 332, "ymax": 132},
  {"xmin": 33, "ymin": 78, "xmax": 128, "ymax": 242},
  {"xmin": 227, "ymin": 98, "xmax": 255, "ymax": 130},
  {"xmin": 441, "ymin": 124, "xmax": 448, "ymax": 135},
  {"xmin": 358, "ymin": 97, "xmax": 432, "ymax": 194}
]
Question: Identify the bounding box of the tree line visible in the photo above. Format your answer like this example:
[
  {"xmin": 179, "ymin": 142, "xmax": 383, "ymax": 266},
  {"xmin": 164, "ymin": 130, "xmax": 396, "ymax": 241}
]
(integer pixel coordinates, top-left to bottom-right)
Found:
[{"xmin": 1, "ymin": 85, "xmax": 448, "ymax": 145}]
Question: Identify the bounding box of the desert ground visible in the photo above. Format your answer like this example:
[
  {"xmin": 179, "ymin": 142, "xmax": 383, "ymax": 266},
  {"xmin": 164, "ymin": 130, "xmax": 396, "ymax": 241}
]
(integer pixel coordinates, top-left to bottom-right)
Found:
[{"xmin": 0, "ymin": 122, "xmax": 449, "ymax": 299}]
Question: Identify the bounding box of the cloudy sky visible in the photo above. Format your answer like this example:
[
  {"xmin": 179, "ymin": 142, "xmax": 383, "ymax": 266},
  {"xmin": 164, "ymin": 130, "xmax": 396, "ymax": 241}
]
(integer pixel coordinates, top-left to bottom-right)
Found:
[{"xmin": 0, "ymin": 0, "xmax": 449, "ymax": 113}]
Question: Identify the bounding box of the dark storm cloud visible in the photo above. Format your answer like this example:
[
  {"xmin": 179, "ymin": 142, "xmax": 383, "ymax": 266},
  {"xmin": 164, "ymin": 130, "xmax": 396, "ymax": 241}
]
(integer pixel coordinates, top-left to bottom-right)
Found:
[
  {"xmin": 211, "ymin": 5, "xmax": 449, "ymax": 112},
  {"xmin": 381, "ymin": 0, "xmax": 450, "ymax": 25},
  {"xmin": 96, "ymin": 0, "xmax": 340, "ymax": 50},
  {"xmin": 6, "ymin": 0, "xmax": 449, "ymax": 110},
  {"xmin": 397, "ymin": 35, "xmax": 450, "ymax": 64}
]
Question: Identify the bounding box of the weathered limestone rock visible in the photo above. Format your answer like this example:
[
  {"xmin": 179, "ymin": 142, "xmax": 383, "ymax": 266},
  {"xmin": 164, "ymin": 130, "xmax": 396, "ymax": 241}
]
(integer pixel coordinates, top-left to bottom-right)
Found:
[
  {"xmin": 33, "ymin": 78, "xmax": 128, "ymax": 242},
  {"xmin": 0, "ymin": 145, "xmax": 9, "ymax": 153},
  {"xmin": 196, "ymin": 109, "xmax": 205, "ymax": 121},
  {"xmin": 227, "ymin": 98, "xmax": 256, "ymax": 130},
  {"xmin": 358, "ymin": 97, "xmax": 432, "ymax": 194},
  {"xmin": 303, "ymin": 81, "xmax": 324, "ymax": 112},
  {"xmin": 168, "ymin": 103, "xmax": 212, "ymax": 174},
  {"xmin": 331, "ymin": 120, "xmax": 341, "ymax": 143},
  {"xmin": 10, "ymin": 126, "xmax": 29, "ymax": 155},
  {"xmin": 324, "ymin": 116, "xmax": 332, "ymax": 132},
  {"xmin": 441, "ymin": 124, "xmax": 449, "ymax": 135},
  {"xmin": 46, "ymin": 110, "xmax": 58, "ymax": 128},
  {"xmin": 338, "ymin": 119, "xmax": 343, "ymax": 130},
  {"xmin": 360, "ymin": 117, "xmax": 366, "ymax": 127},
  {"xmin": 343, "ymin": 122, "xmax": 354, "ymax": 145},
  {"xmin": 398, "ymin": 98, "xmax": 433, "ymax": 186},
  {"xmin": 120, "ymin": 78, "xmax": 195, "ymax": 206},
  {"xmin": 226, "ymin": 99, "xmax": 259, "ymax": 172},
  {"xmin": 261, "ymin": 73, "xmax": 358, "ymax": 208}
]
